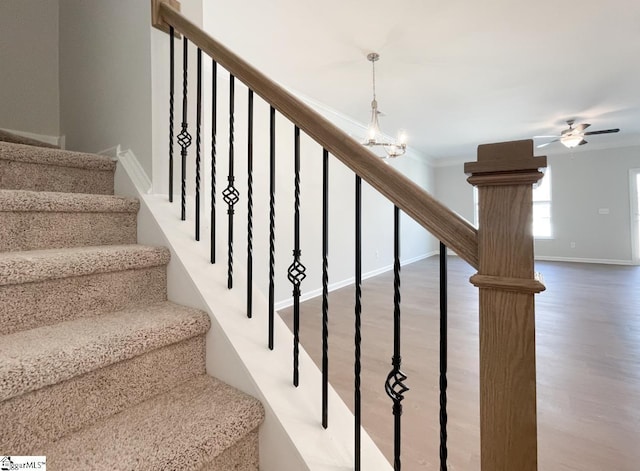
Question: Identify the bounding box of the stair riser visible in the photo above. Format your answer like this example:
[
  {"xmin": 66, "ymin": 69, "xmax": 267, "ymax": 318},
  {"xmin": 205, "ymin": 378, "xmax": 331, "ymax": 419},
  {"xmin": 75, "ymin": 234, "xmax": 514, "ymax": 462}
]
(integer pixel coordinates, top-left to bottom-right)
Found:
[
  {"xmin": 0, "ymin": 335, "xmax": 206, "ymax": 454},
  {"xmin": 201, "ymin": 429, "xmax": 260, "ymax": 471},
  {"xmin": 0, "ymin": 212, "xmax": 137, "ymax": 252},
  {"xmin": 2, "ymin": 266, "xmax": 167, "ymax": 335},
  {"xmin": 0, "ymin": 160, "xmax": 114, "ymax": 194}
]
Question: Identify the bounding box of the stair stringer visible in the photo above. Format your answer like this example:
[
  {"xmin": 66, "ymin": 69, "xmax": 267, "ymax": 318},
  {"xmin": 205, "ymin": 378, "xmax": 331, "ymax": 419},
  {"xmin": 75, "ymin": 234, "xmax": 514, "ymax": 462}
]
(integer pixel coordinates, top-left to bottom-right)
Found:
[{"xmin": 114, "ymin": 153, "xmax": 392, "ymax": 471}]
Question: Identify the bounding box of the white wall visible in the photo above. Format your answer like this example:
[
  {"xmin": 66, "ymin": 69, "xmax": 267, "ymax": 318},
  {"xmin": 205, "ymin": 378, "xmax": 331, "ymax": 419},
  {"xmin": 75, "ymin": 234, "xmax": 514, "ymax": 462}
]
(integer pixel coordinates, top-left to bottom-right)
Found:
[
  {"xmin": 0, "ymin": 0, "xmax": 60, "ymax": 136},
  {"xmin": 58, "ymin": 0, "xmax": 153, "ymax": 177},
  {"xmin": 434, "ymin": 145, "xmax": 640, "ymax": 264}
]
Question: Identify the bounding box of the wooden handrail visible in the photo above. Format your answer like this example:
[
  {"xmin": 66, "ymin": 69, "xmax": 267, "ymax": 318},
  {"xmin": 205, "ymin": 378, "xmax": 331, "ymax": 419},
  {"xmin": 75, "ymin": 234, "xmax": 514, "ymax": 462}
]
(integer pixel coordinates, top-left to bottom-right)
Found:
[{"xmin": 156, "ymin": 1, "xmax": 479, "ymax": 268}]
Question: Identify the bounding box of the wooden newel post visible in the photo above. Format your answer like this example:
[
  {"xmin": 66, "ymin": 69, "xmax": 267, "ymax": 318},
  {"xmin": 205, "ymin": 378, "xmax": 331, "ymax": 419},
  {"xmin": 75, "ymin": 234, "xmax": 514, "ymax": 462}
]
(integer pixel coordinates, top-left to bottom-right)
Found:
[{"xmin": 464, "ymin": 140, "xmax": 547, "ymax": 471}]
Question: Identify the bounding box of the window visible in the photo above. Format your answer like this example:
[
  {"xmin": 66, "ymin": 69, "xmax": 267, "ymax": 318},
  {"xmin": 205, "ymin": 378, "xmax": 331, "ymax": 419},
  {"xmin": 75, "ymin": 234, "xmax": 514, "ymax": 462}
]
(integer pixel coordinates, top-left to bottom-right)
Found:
[
  {"xmin": 473, "ymin": 168, "xmax": 552, "ymax": 238},
  {"xmin": 532, "ymin": 168, "xmax": 552, "ymax": 238}
]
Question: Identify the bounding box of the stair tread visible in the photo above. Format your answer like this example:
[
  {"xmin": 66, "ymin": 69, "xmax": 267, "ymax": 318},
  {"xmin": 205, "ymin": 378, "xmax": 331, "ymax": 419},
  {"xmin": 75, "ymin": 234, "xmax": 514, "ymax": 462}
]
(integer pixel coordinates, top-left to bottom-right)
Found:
[
  {"xmin": 0, "ymin": 129, "xmax": 59, "ymax": 149},
  {"xmin": 0, "ymin": 301, "xmax": 210, "ymax": 402},
  {"xmin": 42, "ymin": 374, "xmax": 264, "ymax": 469},
  {"xmin": 0, "ymin": 244, "xmax": 170, "ymax": 286},
  {"xmin": 0, "ymin": 189, "xmax": 139, "ymax": 213},
  {"xmin": 0, "ymin": 141, "xmax": 115, "ymax": 171}
]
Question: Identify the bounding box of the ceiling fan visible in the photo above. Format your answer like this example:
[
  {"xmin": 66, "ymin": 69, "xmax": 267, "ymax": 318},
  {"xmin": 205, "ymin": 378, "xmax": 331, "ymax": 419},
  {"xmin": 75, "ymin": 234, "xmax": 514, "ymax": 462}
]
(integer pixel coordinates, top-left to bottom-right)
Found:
[{"xmin": 535, "ymin": 119, "xmax": 620, "ymax": 149}]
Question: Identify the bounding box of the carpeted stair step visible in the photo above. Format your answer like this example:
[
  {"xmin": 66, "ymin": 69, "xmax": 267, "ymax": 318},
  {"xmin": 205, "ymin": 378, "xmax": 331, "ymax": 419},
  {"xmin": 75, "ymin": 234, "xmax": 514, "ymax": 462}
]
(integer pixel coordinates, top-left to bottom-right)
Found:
[
  {"xmin": 0, "ymin": 141, "xmax": 115, "ymax": 194},
  {"xmin": 0, "ymin": 189, "xmax": 139, "ymax": 251},
  {"xmin": 0, "ymin": 245, "xmax": 170, "ymax": 334},
  {"xmin": 0, "ymin": 301, "xmax": 211, "ymax": 453},
  {"xmin": 42, "ymin": 375, "xmax": 264, "ymax": 470},
  {"xmin": 0, "ymin": 129, "xmax": 59, "ymax": 149}
]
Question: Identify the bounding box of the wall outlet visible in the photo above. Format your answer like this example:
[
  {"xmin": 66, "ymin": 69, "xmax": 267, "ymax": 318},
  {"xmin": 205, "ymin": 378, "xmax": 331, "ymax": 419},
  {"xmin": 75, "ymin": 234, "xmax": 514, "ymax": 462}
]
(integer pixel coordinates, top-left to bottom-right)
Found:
[
  {"xmin": 375, "ymin": 250, "xmax": 379, "ymax": 259},
  {"xmin": 570, "ymin": 241, "xmax": 576, "ymax": 249}
]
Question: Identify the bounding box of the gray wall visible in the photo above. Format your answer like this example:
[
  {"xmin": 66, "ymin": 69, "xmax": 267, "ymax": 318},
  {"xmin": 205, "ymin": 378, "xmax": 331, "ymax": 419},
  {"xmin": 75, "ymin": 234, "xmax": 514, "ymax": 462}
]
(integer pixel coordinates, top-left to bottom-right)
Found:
[
  {"xmin": 534, "ymin": 146, "xmax": 640, "ymax": 263},
  {"xmin": 0, "ymin": 0, "xmax": 60, "ymax": 136},
  {"xmin": 59, "ymin": 0, "xmax": 153, "ymax": 176},
  {"xmin": 434, "ymin": 162, "xmax": 475, "ymax": 226},
  {"xmin": 435, "ymin": 145, "xmax": 640, "ymax": 263}
]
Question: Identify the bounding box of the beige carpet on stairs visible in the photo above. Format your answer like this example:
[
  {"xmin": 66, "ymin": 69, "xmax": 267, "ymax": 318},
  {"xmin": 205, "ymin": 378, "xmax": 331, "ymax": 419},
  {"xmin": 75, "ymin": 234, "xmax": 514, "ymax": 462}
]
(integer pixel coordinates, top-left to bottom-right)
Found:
[
  {"xmin": 0, "ymin": 129, "xmax": 59, "ymax": 149},
  {"xmin": 0, "ymin": 139, "xmax": 264, "ymax": 469}
]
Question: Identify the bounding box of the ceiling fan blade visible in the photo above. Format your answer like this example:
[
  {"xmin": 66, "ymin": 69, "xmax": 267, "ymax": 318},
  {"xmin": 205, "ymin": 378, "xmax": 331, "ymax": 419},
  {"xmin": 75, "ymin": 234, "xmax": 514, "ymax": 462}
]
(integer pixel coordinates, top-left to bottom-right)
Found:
[
  {"xmin": 584, "ymin": 128, "xmax": 620, "ymax": 136},
  {"xmin": 573, "ymin": 123, "xmax": 591, "ymax": 132},
  {"xmin": 578, "ymin": 139, "xmax": 588, "ymax": 146},
  {"xmin": 537, "ymin": 139, "xmax": 559, "ymax": 148}
]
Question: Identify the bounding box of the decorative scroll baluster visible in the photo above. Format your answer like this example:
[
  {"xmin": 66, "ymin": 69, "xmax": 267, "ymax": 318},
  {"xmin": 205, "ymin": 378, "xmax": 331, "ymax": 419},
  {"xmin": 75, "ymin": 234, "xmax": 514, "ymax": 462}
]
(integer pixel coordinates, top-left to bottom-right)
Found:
[
  {"xmin": 385, "ymin": 205, "xmax": 409, "ymax": 470},
  {"xmin": 177, "ymin": 37, "xmax": 192, "ymax": 221},
  {"xmin": 247, "ymin": 89, "xmax": 254, "ymax": 318},
  {"xmin": 439, "ymin": 241, "xmax": 449, "ymax": 470},
  {"xmin": 195, "ymin": 48, "xmax": 202, "ymax": 241},
  {"xmin": 210, "ymin": 60, "xmax": 217, "ymax": 263},
  {"xmin": 354, "ymin": 174, "xmax": 362, "ymax": 471},
  {"xmin": 288, "ymin": 126, "xmax": 307, "ymax": 387},
  {"xmin": 322, "ymin": 148, "xmax": 329, "ymax": 429},
  {"xmin": 222, "ymin": 75, "xmax": 239, "ymax": 289},
  {"xmin": 168, "ymin": 26, "xmax": 174, "ymax": 203},
  {"xmin": 268, "ymin": 106, "xmax": 276, "ymax": 350}
]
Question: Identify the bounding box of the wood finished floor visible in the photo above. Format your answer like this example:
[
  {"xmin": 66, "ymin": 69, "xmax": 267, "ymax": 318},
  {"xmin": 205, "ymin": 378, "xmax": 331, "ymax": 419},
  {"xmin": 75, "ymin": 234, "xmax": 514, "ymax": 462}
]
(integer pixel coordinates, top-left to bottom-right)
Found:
[{"xmin": 279, "ymin": 257, "xmax": 640, "ymax": 470}]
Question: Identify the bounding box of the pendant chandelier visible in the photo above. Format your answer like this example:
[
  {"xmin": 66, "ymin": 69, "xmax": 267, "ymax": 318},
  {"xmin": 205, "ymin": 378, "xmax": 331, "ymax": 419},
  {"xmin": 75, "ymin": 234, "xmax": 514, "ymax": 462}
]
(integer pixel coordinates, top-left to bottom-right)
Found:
[{"xmin": 362, "ymin": 52, "xmax": 407, "ymax": 158}]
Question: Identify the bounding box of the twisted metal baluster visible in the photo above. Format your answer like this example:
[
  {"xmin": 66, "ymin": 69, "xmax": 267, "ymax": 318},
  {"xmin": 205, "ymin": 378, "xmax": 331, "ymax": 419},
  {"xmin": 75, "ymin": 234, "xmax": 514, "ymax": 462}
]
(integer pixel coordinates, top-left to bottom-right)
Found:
[
  {"xmin": 268, "ymin": 106, "xmax": 276, "ymax": 350},
  {"xmin": 322, "ymin": 148, "xmax": 329, "ymax": 429},
  {"xmin": 195, "ymin": 48, "xmax": 202, "ymax": 241},
  {"xmin": 210, "ymin": 60, "xmax": 217, "ymax": 263},
  {"xmin": 177, "ymin": 37, "xmax": 192, "ymax": 221},
  {"xmin": 439, "ymin": 241, "xmax": 449, "ymax": 470},
  {"xmin": 385, "ymin": 205, "xmax": 409, "ymax": 471},
  {"xmin": 288, "ymin": 126, "xmax": 306, "ymax": 387},
  {"xmin": 168, "ymin": 26, "xmax": 174, "ymax": 203},
  {"xmin": 247, "ymin": 89, "xmax": 254, "ymax": 318},
  {"xmin": 222, "ymin": 75, "xmax": 239, "ymax": 289},
  {"xmin": 354, "ymin": 174, "xmax": 362, "ymax": 471}
]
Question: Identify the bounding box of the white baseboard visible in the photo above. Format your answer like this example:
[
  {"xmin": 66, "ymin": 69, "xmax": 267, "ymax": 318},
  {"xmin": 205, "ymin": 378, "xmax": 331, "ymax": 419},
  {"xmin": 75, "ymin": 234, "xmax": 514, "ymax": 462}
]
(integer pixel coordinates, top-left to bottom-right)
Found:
[
  {"xmin": 0, "ymin": 127, "xmax": 64, "ymax": 148},
  {"xmin": 535, "ymin": 255, "xmax": 633, "ymax": 266},
  {"xmin": 274, "ymin": 251, "xmax": 437, "ymax": 311},
  {"xmin": 99, "ymin": 145, "xmax": 152, "ymax": 195}
]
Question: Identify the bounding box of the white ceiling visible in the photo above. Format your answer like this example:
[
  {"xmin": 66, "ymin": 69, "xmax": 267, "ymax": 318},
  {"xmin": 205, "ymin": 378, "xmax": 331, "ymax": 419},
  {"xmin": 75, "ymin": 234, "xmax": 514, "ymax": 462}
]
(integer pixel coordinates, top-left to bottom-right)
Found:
[{"xmin": 205, "ymin": 0, "xmax": 640, "ymax": 162}]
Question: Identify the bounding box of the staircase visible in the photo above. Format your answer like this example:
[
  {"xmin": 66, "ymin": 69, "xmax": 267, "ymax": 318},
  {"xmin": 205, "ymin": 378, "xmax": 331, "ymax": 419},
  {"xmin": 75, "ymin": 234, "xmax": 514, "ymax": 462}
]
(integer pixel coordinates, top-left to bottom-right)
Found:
[{"xmin": 0, "ymin": 139, "xmax": 264, "ymax": 469}]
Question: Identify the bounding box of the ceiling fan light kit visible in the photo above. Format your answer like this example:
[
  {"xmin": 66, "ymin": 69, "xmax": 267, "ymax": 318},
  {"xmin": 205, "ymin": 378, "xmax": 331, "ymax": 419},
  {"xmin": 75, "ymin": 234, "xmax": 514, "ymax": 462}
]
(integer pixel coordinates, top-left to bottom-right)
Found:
[
  {"xmin": 362, "ymin": 52, "xmax": 407, "ymax": 158},
  {"xmin": 560, "ymin": 134, "xmax": 584, "ymax": 148}
]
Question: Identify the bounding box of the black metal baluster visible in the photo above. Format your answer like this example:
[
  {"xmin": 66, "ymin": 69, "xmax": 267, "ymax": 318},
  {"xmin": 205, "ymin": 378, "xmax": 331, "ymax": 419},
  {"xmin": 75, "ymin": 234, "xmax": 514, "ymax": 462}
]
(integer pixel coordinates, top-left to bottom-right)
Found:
[
  {"xmin": 177, "ymin": 37, "xmax": 192, "ymax": 221},
  {"xmin": 354, "ymin": 174, "xmax": 362, "ymax": 471},
  {"xmin": 210, "ymin": 60, "xmax": 217, "ymax": 263},
  {"xmin": 268, "ymin": 106, "xmax": 276, "ymax": 350},
  {"xmin": 322, "ymin": 148, "xmax": 329, "ymax": 429},
  {"xmin": 247, "ymin": 89, "xmax": 254, "ymax": 318},
  {"xmin": 288, "ymin": 126, "xmax": 306, "ymax": 387},
  {"xmin": 195, "ymin": 48, "xmax": 202, "ymax": 241},
  {"xmin": 439, "ymin": 241, "xmax": 449, "ymax": 471},
  {"xmin": 222, "ymin": 75, "xmax": 239, "ymax": 289},
  {"xmin": 168, "ymin": 26, "xmax": 174, "ymax": 203},
  {"xmin": 385, "ymin": 206, "xmax": 409, "ymax": 471}
]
